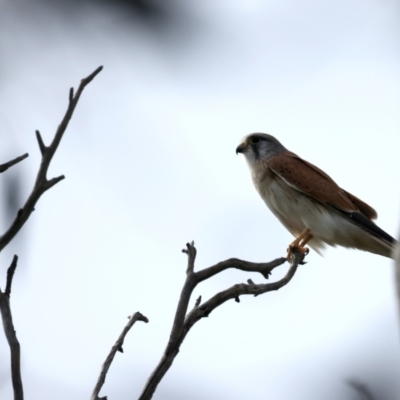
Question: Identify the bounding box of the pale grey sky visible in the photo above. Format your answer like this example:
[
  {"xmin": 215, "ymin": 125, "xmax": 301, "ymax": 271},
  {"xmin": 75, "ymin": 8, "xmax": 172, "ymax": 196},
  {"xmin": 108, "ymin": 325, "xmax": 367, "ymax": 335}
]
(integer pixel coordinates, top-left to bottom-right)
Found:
[{"xmin": 0, "ymin": 1, "xmax": 399, "ymax": 399}]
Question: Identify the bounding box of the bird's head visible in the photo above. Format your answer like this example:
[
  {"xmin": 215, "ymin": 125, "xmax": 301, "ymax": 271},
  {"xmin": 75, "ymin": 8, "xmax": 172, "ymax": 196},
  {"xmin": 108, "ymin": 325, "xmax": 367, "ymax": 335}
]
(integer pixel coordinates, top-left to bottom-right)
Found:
[{"xmin": 236, "ymin": 133, "xmax": 287, "ymax": 165}]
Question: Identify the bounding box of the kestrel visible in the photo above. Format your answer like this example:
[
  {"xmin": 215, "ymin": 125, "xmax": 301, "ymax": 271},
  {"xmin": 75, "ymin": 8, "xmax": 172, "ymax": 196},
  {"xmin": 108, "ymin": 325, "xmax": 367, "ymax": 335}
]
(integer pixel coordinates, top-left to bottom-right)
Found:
[{"xmin": 236, "ymin": 133, "xmax": 396, "ymax": 259}]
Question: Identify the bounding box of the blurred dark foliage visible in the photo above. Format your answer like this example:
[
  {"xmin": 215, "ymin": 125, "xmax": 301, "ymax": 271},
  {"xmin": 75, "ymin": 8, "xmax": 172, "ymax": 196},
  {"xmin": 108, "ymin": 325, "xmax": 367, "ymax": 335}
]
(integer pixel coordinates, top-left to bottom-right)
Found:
[
  {"xmin": 347, "ymin": 380, "xmax": 375, "ymax": 400},
  {"xmin": 39, "ymin": 0, "xmax": 172, "ymax": 22},
  {"xmin": 35, "ymin": 0, "xmax": 198, "ymax": 38},
  {"xmin": 3, "ymin": 172, "xmax": 22, "ymax": 229},
  {"xmin": 0, "ymin": 168, "xmax": 25, "ymax": 258}
]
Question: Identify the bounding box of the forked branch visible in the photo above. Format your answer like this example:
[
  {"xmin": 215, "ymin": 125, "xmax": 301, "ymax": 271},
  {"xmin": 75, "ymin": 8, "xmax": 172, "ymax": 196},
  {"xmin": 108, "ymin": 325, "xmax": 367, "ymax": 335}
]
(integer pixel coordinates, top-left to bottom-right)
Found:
[
  {"xmin": 0, "ymin": 66, "xmax": 103, "ymax": 253},
  {"xmin": 0, "ymin": 67, "xmax": 103, "ymax": 400},
  {"xmin": 137, "ymin": 243, "xmax": 303, "ymax": 400}
]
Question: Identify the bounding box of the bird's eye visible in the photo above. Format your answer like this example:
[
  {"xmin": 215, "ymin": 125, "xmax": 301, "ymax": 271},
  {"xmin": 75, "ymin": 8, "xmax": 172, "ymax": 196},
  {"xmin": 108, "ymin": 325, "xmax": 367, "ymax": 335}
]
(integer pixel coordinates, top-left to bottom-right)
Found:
[{"xmin": 250, "ymin": 137, "xmax": 260, "ymax": 144}]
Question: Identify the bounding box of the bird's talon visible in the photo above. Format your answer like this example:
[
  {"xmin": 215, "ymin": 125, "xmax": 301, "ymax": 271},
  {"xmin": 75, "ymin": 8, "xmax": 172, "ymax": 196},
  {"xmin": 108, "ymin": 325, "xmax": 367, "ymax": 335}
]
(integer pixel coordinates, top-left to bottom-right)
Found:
[{"xmin": 287, "ymin": 244, "xmax": 309, "ymax": 264}]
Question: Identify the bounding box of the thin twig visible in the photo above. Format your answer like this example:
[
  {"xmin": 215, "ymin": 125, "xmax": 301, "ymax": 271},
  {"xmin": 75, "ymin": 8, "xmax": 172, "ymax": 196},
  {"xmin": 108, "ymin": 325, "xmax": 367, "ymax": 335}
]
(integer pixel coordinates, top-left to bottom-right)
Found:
[
  {"xmin": 0, "ymin": 66, "xmax": 103, "ymax": 253},
  {"xmin": 35, "ymin": 130, "xmax": 46, "ymax": 155},
  {"xmin": 194, "ymin": 296, "xmax": 201, "ymax": 307},
  {"xmin": 0, "ymin": 256, "xmax": 23, "ymax": 400},
  {"xmin": 196, "ymin": 256, "xmax": 287, "ymax": 281},
  {"xmin": 183, "ymin": 241, "xmax": 196, "ymax": 275},
  {"xmin": 0, "ymin": 153, "xmax": 29, "ymax": 173},
  {"xmin": 91, "ymin": 312, "xmax": 149, "ymax": 400},
  {"xmin": 138, "ymin": 244, "xmax": 303, "ymax": 400},
  {"xmin": 5, "ymin": 255, "xmax": 18, "ymax": 297}
]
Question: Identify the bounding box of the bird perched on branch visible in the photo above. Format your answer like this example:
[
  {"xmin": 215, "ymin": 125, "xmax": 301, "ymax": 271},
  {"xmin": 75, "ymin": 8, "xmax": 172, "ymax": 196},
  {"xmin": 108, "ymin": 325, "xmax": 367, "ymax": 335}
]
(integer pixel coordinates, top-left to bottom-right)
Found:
[{"xmin": 236, "ymin": 133, "xmax": 396, "ymax": 259}]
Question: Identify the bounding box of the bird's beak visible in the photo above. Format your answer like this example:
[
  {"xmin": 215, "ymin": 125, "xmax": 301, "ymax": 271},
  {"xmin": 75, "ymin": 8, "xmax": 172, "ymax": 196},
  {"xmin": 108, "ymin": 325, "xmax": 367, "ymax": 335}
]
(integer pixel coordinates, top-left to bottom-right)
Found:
[{"xmin": 236, "ymin": 143, "xmax": 246, "ymax": 154}]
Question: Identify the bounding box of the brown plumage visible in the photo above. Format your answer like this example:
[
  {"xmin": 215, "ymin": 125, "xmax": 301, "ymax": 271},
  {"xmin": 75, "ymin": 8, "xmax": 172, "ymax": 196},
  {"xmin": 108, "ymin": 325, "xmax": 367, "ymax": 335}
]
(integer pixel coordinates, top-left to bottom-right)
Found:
[
  {"xmin": 268, "ymin": 151, "xmax": 360, "ymax": 214},
  {"xmin": 237, "ymin": 133, "xmax": 397, "ymax": 258}
]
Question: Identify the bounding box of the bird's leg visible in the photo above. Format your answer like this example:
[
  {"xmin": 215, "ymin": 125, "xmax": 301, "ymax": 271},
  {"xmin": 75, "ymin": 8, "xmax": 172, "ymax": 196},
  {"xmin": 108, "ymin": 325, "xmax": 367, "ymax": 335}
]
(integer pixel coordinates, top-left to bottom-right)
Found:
[
  {"xmin": 287, "ymin": 228, "xmax": 313, "ymax": 263},
  {"xmin": 290, "ymin": 228, "xmax": 311, "ymax": 247},
  {"xmin": 299, "ymin": 232, "xmax": 313, "ymax": 248}
]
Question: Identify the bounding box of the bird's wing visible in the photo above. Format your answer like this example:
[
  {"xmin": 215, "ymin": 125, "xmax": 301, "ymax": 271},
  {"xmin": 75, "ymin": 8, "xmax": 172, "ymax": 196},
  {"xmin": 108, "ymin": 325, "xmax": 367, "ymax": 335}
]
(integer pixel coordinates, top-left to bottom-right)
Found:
[
  {"xmin": 341, "ymin": 190, "xmax": 377, "ymax": 220},
  {"xmin": 267, "ymin": 151, "xmax": 360, "ymax": 213},
  {"xmin": 267, "ymin": 151, "xmax": 395, "ymax": 246}
]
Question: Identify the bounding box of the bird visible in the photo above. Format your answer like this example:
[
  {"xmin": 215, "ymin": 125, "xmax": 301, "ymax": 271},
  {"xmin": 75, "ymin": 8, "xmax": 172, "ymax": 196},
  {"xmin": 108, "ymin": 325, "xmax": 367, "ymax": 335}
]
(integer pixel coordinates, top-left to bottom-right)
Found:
[{"xmin": 236, "ymin": 133, "xmax": 396, "ymax": 259}]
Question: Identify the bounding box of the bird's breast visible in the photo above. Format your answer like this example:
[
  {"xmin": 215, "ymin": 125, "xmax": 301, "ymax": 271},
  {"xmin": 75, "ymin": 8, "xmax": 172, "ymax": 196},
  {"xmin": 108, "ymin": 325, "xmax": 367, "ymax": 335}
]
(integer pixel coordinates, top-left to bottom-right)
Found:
[{"xmin": 250, "ymin": 161, "xmax": 317, "ymax": 235}]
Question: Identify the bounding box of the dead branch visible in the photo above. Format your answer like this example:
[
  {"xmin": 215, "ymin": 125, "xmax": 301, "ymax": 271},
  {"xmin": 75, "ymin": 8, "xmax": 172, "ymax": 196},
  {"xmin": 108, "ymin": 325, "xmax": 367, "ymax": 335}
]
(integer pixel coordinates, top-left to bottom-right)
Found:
[
  {"xmin": 91, "ymin": 312, "xmax": 149, "ymax": 400},
  {"xmin": 0, "ymin": 153, "xmax": 29, "ymax": 173},
  {"xmin": 0, "ymin": 66, "xmax": 103, "ymax": 253},
  {"xmin": 5, "ymin": 255, "xmax": 18, "ymax": 297},
  {"xmin": 0, "ymin": 256, "xmax": 23, "ymax": 400},
  {"xmin": 138, "ymin": 243, "xmax": 303, "ymax": 400},
  {"xmin": 0, "ymin": 67, "xmax": 102, "ymax": 400}
]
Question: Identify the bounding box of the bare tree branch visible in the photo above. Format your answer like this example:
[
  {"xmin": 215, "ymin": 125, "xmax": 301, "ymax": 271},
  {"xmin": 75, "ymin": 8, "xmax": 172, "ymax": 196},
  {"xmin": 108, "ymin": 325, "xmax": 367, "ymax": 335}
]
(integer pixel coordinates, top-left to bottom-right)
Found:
[
  {"xmin": 138, "ymin": 243, "xmax": 304, "ymax": 400},
  {"xmin": 0, "ymin": 256, "xmax": 23, "ymax": 400},
  {"xmin": 35, "ymin": 130, "xmax": 46, "ymax": 155},
  {"xmin": 196, "ymin": 255, "xmax": 287, "ymax": 281},
  {"xmin": 184, "ymin": 259, "xmax": 298, "ymax": 328},
  {"xmin": 0, "ymin": 67, "xmax": 102, "ymax": 400},
  {"xmin": 0, "ymin": 65, "xmax": 103, "ymax": 253},
  {"xmin": 184, "ymin": 240, "xmax": 196, "ymax": 275},
  {"xmin": 5, "ymin": 255, "xmax": 18, "ymax": 297},
  {"xmin": 194, "ymin": 295, "xmax": 201, "ymax": 307},
  {"xmin": 0, "ymin": 154, "xmax": 29, "ymax": 173},
  {"xmin": 91, "ymin": 312, "xmax": 149, "ymax": 400}
]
